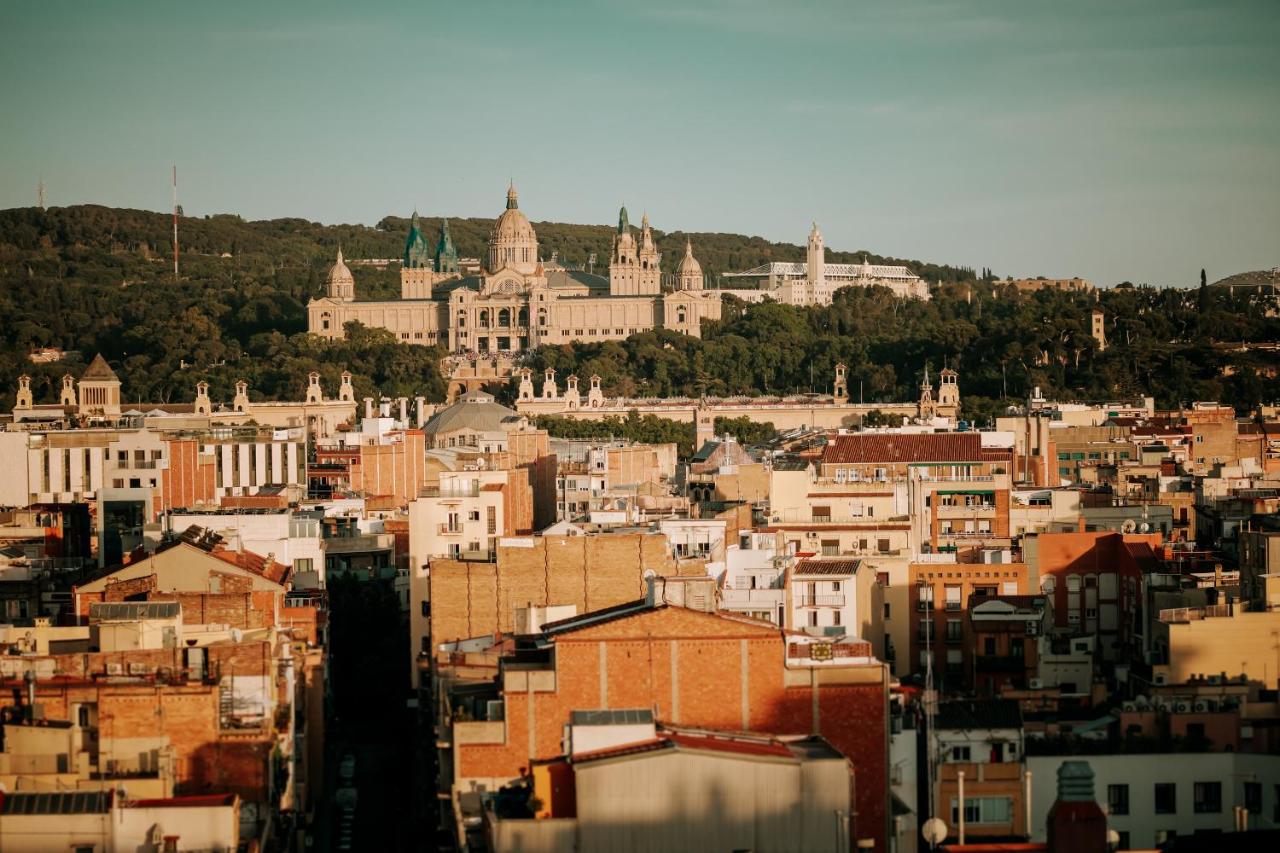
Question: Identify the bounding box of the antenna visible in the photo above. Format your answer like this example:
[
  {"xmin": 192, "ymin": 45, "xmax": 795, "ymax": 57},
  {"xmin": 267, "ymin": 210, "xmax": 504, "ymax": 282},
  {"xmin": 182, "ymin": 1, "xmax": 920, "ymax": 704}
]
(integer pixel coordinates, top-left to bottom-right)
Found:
[
  {"xmin": 172, "ymin": 164, "xmax": 180, "ymax": 280},
  {"xmin": 37, "ymin": 178, "xmax": 45, "ymax": 210}
]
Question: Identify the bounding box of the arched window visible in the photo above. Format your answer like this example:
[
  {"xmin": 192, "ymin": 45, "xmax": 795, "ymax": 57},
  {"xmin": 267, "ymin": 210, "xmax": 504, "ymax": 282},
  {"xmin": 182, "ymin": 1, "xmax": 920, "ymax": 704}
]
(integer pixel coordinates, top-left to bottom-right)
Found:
[
  {"xmin": 677, "ymin": 308, "xmax": 687, "ymax": 324},
  {"xmin": 518, "ymin": 308, "xmax": 529, "ymax": 327},
  {"xmin": 498, "ymin": 308, "xmax": 511, "ymax": 327},
  {"xmin": 479, "ymin": 310, "xmax": 489, "ymax": 328}
]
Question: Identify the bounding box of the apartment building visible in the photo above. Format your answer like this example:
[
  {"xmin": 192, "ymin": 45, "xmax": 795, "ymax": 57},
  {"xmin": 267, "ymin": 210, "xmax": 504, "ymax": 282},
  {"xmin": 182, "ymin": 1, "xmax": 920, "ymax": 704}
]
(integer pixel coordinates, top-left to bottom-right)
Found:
[
  {"xmin": 437, "ymin": 602, "xmax": 890, "ymax": 850},
  {"xmin": 787, "ymin": 557, "xmax": 883, "ymax": 655},
  {"xmin": 909, "ymin": 552, "xmax": 1029, "ymax": 687}
]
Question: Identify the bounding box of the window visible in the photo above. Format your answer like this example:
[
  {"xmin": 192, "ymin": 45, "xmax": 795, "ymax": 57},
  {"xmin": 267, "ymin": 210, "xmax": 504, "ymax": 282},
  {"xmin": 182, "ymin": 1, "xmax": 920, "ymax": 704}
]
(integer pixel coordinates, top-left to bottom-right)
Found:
[
  {"xmin": 1107, "ymin": 783, "xmax": 1129, "ymax": 816},
  {"xmin": 917, "ymin": 585, "xmax": 934, "ymax": 611},
  {"xmin": 950, "ymin": 745, "xmax": 971, "ymax": 762},
  {"xmin": 1193, "ymin": 781, "xmax": 1221, "ymax": 813},
  {"xmin": 878, "ymin": 538, "xmax": 891, "ymax": 553},
  {"xmin": 883, "ymin": 602, "xmax": 891, "ymax": 619},
  {"xmin": 945, "ymin": 585, "xmax": 962, "ymax": 611},
  {"xmin": 293, "ymin": 558, "xmax": 313, "ymax": 574},
  {"xmin": 983, "ymin": 636, "xmax": 996, "ymax": 655},
  {"xmin": 1116, "ymin": 830, "xmax": 1129, "ymax": 850},
  {"xmin": 950, "ymin": 796, "xmax": 1011, "ymax": 824},
  {"xmin": 1243, "ymin": 782, "xmax": 1261, "ymax": 815},
  {"xmin": 917, "ymin": 621, "xmax": 936, "ymax": 642},
  {"xmin": 946, "ymin": 619, "xmax": 963, "ymax": 642},
  {"xmin": 1154, "ymin": 782, "xmax": 1176, "ymax": 814}
]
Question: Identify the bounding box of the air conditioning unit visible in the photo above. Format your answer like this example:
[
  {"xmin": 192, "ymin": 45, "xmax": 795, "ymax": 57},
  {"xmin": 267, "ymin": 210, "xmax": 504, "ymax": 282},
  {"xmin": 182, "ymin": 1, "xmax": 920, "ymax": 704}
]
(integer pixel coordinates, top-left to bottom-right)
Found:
[
  {"xmin": 1193, "ymin": 700, "xmax": 1209, "ymax": 713},
  {"xmin": 1121, "ymin": 701, "xmax": 1138, "ymax": 712},
  {"xmin": 106, "ymin": 662, "xmax": 123, "ymax": 676},
  {"xmin": 1029, "ymin": 678, "xmax": 1044, "ymax": 690},
  {"xmin": 1175, "ymin": 701, "xmax": 1192, "ymax": 713},
  {"xmin": 1153, "ymin": 673, "xmax": 1168, "ymax": 686},
  {"xmin": 486, "ymin": 700, "xmax": 505, "ymax": 722}
]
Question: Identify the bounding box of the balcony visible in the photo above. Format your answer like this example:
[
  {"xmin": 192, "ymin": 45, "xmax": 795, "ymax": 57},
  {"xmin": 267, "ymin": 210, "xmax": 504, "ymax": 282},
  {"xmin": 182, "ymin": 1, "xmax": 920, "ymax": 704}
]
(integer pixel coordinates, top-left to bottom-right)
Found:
[
  {"xmin": 437, "ymin": 524, "xmax": 462, "ymax": 536},
  {"xmin": 1159, "ymin": 603, "xmax": 1232, "ymax": 623},
  {"xmin": 795, "ymin": 594, "xmax": 846, "ymax": 607}
]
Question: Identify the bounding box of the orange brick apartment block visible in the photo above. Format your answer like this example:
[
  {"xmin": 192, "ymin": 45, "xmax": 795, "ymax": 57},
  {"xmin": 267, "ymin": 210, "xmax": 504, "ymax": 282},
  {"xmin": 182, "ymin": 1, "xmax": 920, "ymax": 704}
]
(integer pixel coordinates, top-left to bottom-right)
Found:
[{"xmin": 449, "ymin": 605, "xmax": 891, "ymax": 849}]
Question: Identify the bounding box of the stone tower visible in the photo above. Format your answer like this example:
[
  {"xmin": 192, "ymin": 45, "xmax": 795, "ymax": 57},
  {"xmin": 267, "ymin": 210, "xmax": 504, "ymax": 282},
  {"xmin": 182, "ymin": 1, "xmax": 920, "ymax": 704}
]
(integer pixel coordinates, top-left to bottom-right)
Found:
[
  {"xmin": 326, "ymin": 248, "xmax": 355, "ymax": 301},
  {"xmin": 937, "ymin": 368, "xmax": 960, "ymax": 418},
  {"xmin": 1091, "ymin": 309, "xmax": 1107, "ymax": 352},
  {"xmin": 194, "ymin": 381, "xmax": 212, "ymax": 416},
  {"xmin": 833, "ymin": 363, "xmax": 848, "ymax": 401},
  {"xmin": 806, "ymin": 222, "xmax": 825, "ymax": 289},
  {"xmin": 436, "ymin": 218, "xmax": 459, "ymax": 275},
  {"xmin": 918, "ymin": 366, "xmax": 935, "ymax": 421},
  {"xmin": 401, "ymin": 211, "xmax": 436, "ymax": 299},
  {"xmin": 14, "ymin": 375, "xmax": 33, "ymax": 410},
  {"xmin": 610, "ymin": 206, "xmax": 661, "ymax": 296}
]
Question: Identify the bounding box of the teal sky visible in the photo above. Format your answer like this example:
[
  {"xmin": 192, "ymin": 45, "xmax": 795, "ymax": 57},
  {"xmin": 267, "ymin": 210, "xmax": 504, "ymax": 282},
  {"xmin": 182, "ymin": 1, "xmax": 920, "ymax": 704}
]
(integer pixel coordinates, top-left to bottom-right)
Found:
[{"xmin": 2, "ymin": 0, "xmax": 1277, "ymax": 286}]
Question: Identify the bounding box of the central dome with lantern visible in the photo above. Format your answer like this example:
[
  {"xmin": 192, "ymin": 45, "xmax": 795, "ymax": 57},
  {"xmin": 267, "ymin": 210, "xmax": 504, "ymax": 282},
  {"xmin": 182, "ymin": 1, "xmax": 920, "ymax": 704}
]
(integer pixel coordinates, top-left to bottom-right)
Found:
[{"xmin": 488, "ymin": 183, "xmax": 539, "ymax": 276}]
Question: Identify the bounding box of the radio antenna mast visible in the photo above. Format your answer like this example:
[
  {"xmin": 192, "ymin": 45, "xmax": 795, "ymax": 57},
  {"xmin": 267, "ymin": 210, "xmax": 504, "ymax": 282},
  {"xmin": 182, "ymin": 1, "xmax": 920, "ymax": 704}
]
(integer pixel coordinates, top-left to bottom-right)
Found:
[
  {"xmin": 172, "ymin": 164, "xmax": 180, "ymax": 280},
  {"xmin": 37, "ymin": 178, "xmax": 45, "ymax": 210}
]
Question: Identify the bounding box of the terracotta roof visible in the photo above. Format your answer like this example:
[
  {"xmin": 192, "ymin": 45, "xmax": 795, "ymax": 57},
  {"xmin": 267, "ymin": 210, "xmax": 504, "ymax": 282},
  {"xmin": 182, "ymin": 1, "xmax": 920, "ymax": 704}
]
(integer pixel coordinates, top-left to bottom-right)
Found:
[
  {"xmin": 794, "ymin": 557, "xmax": 861, "ymax": 576},
  {"xmin": 209, "ymin": 547, "xmax": 291, "ymax": 584},
  {"xmin": 822, "ymin": 433, "xmax": 985, "ymax": 465},
  {"xmin": 80, "ymin": 353, "xmax": 119, "ymax": 382}
]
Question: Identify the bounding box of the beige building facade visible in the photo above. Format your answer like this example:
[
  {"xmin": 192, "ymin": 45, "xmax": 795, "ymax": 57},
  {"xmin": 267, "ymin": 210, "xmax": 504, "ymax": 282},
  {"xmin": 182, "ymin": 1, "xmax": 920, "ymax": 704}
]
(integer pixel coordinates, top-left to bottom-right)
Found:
[
  {"xmin": 307, "ymin": 187, "xmax": 722, "ymax": 352},
  {"xmin": 721, "ymin": 222, "xmax": 929, "ymax": 304}
]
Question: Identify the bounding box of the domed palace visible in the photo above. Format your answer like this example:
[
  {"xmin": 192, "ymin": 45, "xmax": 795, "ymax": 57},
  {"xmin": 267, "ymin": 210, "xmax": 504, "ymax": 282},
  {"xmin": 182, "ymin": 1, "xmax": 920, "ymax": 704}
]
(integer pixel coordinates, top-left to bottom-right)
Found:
[{"xmin": 307, "ymin": 184, "xmax": 722, "ymax": 354}]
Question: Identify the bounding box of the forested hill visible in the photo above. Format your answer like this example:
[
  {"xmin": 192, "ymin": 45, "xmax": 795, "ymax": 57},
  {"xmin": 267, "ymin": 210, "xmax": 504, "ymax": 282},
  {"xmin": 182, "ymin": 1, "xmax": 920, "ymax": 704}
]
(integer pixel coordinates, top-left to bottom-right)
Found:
[{"xmin": 0, "ymin": 204, "xmax": 1277, "ymax": 422}]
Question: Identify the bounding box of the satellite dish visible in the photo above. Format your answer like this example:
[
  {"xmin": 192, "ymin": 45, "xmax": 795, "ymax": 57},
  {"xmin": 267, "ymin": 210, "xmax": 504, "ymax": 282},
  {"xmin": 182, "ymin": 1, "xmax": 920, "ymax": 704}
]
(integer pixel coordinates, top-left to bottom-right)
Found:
[
  {"xmin": 230, "ymin": 628, "xmax": 244, "ymax": 643},
  {"xmin": 922, "ymin": 817, "xmax": 948, "ymax": 846},
  {"xmin": 1107, "ymin": 828, "xmax": 1120, "ymax": 846}
]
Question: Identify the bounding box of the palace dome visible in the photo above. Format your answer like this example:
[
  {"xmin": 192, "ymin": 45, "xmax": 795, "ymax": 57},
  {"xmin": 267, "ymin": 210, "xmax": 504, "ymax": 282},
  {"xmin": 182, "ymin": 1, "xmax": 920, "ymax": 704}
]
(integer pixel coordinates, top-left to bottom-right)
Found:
[
  {"xmin": 488, "ymin": 183, "xmax": 539, "ymax": 275},
  {"xmin": 676, "ymin": 240, "xmax": 702, "ymax": 277},
  {"xmin": 326, "ymin": 248, "xmax": 355, "ymax": 299}
]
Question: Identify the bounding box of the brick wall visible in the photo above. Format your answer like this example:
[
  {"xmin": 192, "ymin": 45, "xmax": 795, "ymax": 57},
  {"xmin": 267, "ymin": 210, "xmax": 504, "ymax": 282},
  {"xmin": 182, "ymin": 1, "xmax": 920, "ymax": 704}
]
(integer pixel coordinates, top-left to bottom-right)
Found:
[
  {"xmin": 454, "ymin": 607, "xmax": 889, "ymax": 848},
  {"xmin": 429, "ymin": 534, "xmax": 680, "ymax": 643}
]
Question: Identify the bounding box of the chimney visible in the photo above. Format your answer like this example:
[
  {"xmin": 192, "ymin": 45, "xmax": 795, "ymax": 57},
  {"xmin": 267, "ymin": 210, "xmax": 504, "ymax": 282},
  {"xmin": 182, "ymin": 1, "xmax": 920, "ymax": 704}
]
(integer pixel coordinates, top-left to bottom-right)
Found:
[
  {"xmin": 1046, "ymin": 761, "xmax": 1107, "ymax": 853},
  {"xmin": 24, "ymin": 669, "xmax": 36, "ymax": 722},
  {"xmin": 398, "ymin": 397, "xmax": 409, "ymax": 424},
  {"xmin": 364, "ymin": 397, "xmax": 375, "ymax": 420},
  {"xmin": 415, "ymin": 396, "xmax": 426, "ymax": 428}
]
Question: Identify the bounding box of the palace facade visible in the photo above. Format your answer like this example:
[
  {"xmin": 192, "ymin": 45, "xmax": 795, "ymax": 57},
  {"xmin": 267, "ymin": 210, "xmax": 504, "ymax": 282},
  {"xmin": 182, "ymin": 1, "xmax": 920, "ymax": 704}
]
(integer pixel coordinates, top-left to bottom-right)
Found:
[{"xmin": 306, "ymin": 185, "xmax": 723, "ymax": 353}]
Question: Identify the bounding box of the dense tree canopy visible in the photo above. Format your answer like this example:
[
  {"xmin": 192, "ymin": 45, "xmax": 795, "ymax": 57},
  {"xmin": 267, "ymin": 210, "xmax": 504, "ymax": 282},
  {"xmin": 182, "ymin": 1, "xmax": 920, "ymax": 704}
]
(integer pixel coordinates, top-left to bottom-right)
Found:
[{"xmin": 1, "ymin": 204, "xmax": 1275, "ymax": 422}]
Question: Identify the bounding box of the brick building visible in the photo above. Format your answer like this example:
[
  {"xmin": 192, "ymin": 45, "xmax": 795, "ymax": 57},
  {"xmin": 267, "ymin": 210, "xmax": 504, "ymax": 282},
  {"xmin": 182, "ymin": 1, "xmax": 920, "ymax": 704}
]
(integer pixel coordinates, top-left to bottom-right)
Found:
[{"xmin": 439, "ymin": 603, "xmax": 891, "ymax": 849}]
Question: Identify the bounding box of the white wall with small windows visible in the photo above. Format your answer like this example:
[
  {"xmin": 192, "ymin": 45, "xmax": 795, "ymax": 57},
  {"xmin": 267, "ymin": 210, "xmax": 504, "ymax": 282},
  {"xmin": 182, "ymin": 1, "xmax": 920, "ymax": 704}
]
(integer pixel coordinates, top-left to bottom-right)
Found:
[{"xmin": 1028, "ymin": 753, "xmax": 1280, "ymax": 849}]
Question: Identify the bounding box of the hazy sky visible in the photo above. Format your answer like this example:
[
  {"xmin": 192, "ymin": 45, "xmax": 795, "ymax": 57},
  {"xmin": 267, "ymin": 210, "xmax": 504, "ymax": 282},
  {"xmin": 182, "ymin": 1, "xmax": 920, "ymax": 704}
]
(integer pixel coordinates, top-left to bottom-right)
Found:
[{"xmin": 2, "ymin": 0, "xmax": 1277, "ymax": 286}]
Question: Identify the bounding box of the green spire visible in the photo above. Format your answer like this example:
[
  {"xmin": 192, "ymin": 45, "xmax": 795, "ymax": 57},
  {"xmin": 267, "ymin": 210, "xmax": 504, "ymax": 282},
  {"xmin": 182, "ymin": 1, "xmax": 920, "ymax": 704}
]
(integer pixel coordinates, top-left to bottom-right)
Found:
[
  {"xmin": 403, "ymin": 210, "xmax": 432, "ymax": 269},
  {"xmin": 506, "ymin": 181, "xmax": 519, "ymax": 210},
  {"xmin": 436, "ymin": 218, "xmax": 458, "ymax": 274},
  {"xmin": 618, "ymin": 205, "xmax": 630, "ymax": 234}
]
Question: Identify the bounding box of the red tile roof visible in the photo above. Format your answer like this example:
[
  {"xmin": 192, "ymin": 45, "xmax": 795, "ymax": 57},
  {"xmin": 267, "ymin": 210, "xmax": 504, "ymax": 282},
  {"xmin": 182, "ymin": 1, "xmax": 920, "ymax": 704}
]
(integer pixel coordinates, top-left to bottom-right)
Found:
[
  {"xmin": 209, "ymin": 547, "xmax": 291, "ymax": 585},
  {"xmin": 794, "ymin": 557, "xmax": 861, "ymax": 576},
  {"xmin": 822, "ymin": 433, "xmax": 986, "ymax": 465}
]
